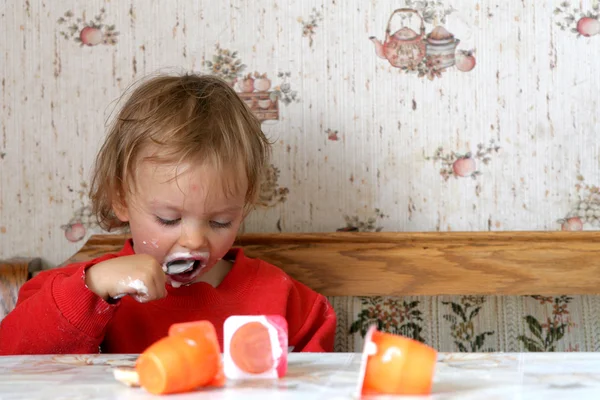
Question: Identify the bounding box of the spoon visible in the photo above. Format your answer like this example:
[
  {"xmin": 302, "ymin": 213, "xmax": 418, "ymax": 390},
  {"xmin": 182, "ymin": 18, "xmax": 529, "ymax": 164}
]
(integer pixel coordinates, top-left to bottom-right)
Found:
[{"xmin": 163, "ymin": 259, "xmax": 195, "ymax": 275}]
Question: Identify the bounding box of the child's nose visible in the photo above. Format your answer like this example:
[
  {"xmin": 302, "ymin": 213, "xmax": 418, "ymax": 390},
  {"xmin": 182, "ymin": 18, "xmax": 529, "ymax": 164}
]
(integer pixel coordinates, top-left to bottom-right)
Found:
[{"xmin": 179, "ymin": 224, "xmax": 209, "ymax": 250}]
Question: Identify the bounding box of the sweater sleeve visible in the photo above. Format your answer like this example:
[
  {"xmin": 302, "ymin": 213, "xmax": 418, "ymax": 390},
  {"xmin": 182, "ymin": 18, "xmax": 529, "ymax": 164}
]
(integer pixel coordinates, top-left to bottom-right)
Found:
[
  {"xmin": 0, "ymin": 263, "xmax": 119, "ymax": 355},
  {"xmin": 287, "ymin": 282, "xmax": 337, "ymax": 353}
]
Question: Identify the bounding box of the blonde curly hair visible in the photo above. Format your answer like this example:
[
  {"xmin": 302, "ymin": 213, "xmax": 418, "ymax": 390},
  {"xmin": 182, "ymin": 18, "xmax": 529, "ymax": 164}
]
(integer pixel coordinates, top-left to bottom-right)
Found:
[{"xmin": 90, "ymin": 73, "xmax": 271, "ymax": 231}]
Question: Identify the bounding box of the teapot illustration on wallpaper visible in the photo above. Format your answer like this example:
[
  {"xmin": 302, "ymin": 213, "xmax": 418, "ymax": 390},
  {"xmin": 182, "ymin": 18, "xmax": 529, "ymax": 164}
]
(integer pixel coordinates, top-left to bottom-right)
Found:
[{"xmin": 369, "ymin": 8, "xmax": 474, "ymax": 76}]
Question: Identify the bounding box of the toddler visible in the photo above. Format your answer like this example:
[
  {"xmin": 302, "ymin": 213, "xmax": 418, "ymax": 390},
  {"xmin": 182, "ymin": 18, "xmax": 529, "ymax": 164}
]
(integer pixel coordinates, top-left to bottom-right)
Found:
[{"xmin": 0, "ymin": 74, "xmax": 336, "ymax": 354}]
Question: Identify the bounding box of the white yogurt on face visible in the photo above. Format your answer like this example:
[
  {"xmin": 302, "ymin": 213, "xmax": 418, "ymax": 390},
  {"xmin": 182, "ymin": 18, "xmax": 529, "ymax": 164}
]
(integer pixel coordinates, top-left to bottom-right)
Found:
[{"xmin": 142, "ymin": 239, "xmax": 159, "ymax": 249}]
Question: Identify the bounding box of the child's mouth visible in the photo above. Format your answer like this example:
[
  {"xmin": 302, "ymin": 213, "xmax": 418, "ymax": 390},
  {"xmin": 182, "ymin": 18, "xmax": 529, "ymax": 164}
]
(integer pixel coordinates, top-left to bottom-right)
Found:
[{"xmin": 163, "ymin": 253, "xmax": 209, "ymax": 286}]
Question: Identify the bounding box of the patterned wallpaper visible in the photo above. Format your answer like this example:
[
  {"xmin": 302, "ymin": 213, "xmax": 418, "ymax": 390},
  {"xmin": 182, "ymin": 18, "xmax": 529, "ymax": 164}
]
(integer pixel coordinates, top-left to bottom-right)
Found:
[{"xmin": 1, "ymin": 1, "xmax": 599, "ymax": 266}]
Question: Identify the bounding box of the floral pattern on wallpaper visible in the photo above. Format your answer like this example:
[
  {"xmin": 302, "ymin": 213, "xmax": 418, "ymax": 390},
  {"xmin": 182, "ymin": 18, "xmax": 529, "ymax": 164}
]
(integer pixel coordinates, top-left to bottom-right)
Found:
[
  {"xmin": 203, "ymin": 45, "xmax": 299, "ymax": 122},
  {"xmin": 61, "ymin": 183, "xmax": 100, "ymax": 243},
  {"xmin": 61, "ymin": 206, "xmax": 95, "ymax": 243},
  {"xmin": 325, "ymin": 129, "xmax": 340, "ymax": 141},
  {"xmin": 256, "ymin": 165, "xmax": 290, "ymax": 208},
  {"xmin": 554, "ymin": 2, "xmax": 600, "ymax": 37},
  {"xmin": 557, "ymin": 175, "xmax": 600, "ymax": 231},
  {"xmin": 369, "ymin": 1, "xmax": 476, "ymax": 80},
  {"xmin": 336, "ymin": 208, "xmax": 387, "ymax": 232},
  {"xmin": 298, "ymin": 7, "xmax": 324, "ymax": 48},
  {"xmin": 57, "ymin": 8, "xmax": 119, "ymax": 46},
  {"xmin": 425, "ymin": 139, "xmax": 500, "ymax": 181}
]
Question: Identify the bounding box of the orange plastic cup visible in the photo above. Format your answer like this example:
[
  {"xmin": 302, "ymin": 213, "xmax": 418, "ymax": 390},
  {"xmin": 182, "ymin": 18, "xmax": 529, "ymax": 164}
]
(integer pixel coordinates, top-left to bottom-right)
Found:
[
  {"xmin": 136, "ymin": 321, "xmax": 223, "ymax": 395},
  {"xmin": 169, "ymin": 321, "xmax": 225, "ymax": 387},
  {"xmin": 358, "ymin": 326, "xmax": 437, "ymax": 396}
]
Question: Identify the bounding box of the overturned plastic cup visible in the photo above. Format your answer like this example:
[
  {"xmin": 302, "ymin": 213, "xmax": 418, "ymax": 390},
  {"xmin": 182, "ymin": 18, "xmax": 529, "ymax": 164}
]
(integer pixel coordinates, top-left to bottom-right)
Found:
[
  {"xmin": 135, "ymin": 320, "xmax": 224, "ymax": 395},
  {"xmin": 357, "ymin": 325, "xmax": 437, "ymax": 396}
]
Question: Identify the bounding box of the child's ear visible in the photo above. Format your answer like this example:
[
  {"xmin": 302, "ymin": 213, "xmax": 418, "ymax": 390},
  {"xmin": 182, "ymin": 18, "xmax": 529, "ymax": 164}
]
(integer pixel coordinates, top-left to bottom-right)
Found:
[{"xmin": 112, "ymin": 196, "xmax": 130, "ymax": 223}]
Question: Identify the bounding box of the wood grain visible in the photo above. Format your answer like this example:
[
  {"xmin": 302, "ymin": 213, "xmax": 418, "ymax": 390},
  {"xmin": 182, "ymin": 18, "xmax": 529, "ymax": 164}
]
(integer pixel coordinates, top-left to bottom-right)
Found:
[
  {"xmin": 62, "ymin": 232, "xmax": 600, "ymax": 296},
  {"xmin": 0, "ymin": 258, "xmax": 42, "ymax": 320}
]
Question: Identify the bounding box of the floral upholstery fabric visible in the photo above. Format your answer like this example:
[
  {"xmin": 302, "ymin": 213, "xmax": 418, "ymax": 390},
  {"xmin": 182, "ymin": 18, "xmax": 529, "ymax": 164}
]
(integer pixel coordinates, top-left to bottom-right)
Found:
[{"xmin": 328, "ymin": 295, "xmax": 600, "ymax": 353}]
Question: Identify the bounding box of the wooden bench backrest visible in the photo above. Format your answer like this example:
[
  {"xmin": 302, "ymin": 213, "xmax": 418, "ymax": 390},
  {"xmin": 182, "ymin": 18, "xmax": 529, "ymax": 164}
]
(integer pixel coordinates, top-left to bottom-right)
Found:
[
  {"xmin": 63, "ymin": 231, "xmax": 600, "ymax": 296},
  {"xmin": 0, "ymin": 258, "xmax": 42, "ymax": 320}
]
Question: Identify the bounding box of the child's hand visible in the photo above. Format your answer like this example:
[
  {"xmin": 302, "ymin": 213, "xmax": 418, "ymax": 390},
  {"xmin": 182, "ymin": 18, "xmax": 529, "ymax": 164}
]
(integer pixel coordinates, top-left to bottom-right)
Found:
[{"xmin": 85, "ymin": 255, "xmax": 167, "ymax": 303}]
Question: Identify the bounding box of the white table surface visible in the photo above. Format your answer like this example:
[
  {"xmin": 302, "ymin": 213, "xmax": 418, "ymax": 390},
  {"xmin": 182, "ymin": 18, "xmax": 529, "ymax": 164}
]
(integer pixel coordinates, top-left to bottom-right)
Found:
[{"xmin": 1, "ymin": 352, "xmax": 600, "ymax": 399}]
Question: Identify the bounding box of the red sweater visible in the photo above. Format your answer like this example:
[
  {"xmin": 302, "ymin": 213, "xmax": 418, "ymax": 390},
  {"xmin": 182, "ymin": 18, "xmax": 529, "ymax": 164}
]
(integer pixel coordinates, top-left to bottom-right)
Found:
[{"xmin": 0, "ymin": 240, "xmax": 336, "ymax": 355}]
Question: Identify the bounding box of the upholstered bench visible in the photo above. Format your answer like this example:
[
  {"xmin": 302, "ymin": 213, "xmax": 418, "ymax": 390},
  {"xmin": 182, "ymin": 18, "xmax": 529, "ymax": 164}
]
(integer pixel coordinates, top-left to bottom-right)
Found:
[{"xmin": 3, "ymin": 232, "xmax": 600, "ymax": 353}]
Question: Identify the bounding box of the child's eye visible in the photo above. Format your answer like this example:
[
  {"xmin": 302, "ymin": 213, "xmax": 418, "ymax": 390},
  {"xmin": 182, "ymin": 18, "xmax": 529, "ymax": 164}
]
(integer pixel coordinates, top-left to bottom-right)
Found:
[
  {"xmin": 210, "ymin": 221, "xmax": 232, "ymax": 229},
  {"xmin": 156, "ymin": 216, "xmax": 181, "ymax": 226}
]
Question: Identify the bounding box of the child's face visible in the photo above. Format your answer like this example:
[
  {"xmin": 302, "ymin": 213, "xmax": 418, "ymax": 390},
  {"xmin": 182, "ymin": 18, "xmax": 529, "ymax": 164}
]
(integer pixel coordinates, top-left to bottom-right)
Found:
[{"xmin": 114, "ymin": 159, "xmax": 248, "ymax": 287}]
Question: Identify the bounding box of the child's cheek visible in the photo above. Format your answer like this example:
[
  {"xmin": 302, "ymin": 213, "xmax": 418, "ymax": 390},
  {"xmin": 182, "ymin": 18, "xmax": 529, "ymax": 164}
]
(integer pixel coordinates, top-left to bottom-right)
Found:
[
  {"xmin": 138, "ymin": 237, "xmax": 166, "ymax": 261},
  {"xmin": 140, "ymin": 238, "xmax": 160, "ymax": 250}
]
